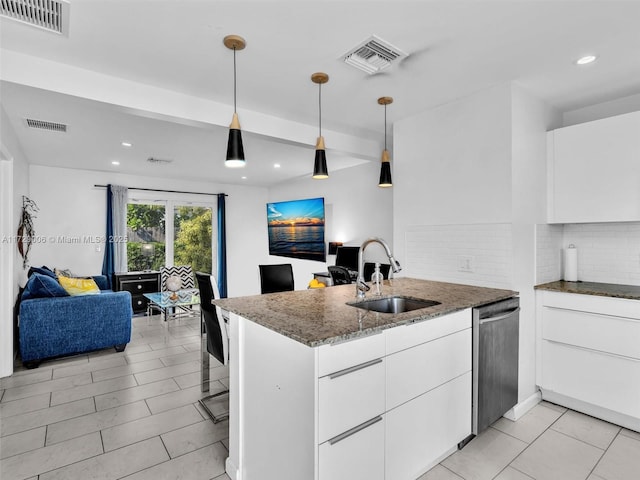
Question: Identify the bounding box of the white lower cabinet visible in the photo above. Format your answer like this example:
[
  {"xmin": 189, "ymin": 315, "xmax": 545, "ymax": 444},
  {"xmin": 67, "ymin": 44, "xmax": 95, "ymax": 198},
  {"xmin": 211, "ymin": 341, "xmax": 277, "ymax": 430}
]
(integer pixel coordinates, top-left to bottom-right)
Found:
[
  {"xmin": 317, "ymin": 308, "xmax": 471, "ymax": 480},
  {"xmin": 318, "ymin": 415, "xmax": 385, "ymax": 480},
  {"xmin": 386, "ymin": 372, "xmax": 472, "ymax": 480},
  {"xmin": 536, "ymin": 291, "xmax": 640, "ymax": 431},
  {"xmin": 541, "ymin": 340, "xmax": 640, "ymax": 418},
  {"xmin": 229, "ymin": 309, "xmax": 473, "ymax": 480}
]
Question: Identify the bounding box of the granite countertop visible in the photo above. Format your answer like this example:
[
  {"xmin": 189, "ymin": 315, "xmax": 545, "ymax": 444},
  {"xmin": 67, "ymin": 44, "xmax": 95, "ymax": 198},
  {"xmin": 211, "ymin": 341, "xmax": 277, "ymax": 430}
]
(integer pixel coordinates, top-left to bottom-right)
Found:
[
  {"xmin": 213, "ymin": 277, "xmax": 517, "ymax": 347},
  {"xmin": 535, "ymin": 280, "xmax": 640, "ymax": 300}
]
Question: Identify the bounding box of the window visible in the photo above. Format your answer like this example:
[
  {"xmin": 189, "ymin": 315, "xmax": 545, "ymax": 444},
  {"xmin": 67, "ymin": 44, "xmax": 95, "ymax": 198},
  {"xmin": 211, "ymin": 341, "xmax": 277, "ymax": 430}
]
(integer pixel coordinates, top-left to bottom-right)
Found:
[{"xmin": 127, "ymin": 198, "xmax": 216, "ymax": 274}]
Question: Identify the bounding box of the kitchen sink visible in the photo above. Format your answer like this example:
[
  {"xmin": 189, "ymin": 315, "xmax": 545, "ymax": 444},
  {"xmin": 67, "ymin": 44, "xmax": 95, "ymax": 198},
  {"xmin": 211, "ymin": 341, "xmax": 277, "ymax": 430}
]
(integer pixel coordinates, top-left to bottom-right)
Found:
[{"xmin": 348, "ymin": 296, "xmax": 441, "ymax": 314}]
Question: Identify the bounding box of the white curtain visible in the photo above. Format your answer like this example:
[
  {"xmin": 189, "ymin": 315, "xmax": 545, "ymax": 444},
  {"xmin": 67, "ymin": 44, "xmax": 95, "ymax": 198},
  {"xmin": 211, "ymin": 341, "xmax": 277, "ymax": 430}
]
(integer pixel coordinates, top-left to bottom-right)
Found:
[{"xmin": 111, "ymin": 185, "xmax": 128, "ymax": 272}]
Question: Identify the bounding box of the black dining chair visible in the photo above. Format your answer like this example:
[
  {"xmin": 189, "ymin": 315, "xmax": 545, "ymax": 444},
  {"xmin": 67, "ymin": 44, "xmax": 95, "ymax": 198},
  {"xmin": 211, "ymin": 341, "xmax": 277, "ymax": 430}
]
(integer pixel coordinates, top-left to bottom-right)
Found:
[
  {"xmin": 363, "ymin": 262, "xmax": 391, "ymax": 281},
  {"xmin": 259, "ymin": 264, "xmax": 294, "ymax": 294},
  {"xmin": 195, "ymin": 271, "xmax": 228, "ymax": 423},
  {"xmin": 328, "ymin": 265, "xmax": 353, "ymax": 285}
]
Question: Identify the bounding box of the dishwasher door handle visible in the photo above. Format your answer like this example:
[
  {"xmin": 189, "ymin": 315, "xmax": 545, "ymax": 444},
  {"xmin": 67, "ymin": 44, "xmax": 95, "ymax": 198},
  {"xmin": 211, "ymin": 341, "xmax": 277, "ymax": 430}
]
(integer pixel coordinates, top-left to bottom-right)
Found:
[{"xmin": 479, "ymin": 307, "xmax": 520, "ymax": 325}]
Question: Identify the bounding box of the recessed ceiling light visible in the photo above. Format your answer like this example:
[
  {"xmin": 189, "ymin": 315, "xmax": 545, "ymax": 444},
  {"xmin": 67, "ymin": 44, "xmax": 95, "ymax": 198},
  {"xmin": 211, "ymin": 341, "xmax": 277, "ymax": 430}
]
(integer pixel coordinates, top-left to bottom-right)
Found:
[
  {"xmin": 241, "ymin": 176, "xmax": 247, "ymax": 180},
  {"xmin": 576, "ymin": 55, "xmax": 597, "ymax": 65},
  {"xmin": 274, "ymin": 163, "xmax": 281, "ymax": 168},
  {"xmin": 121, "ymin": 142, "xmax": 132, "ymax": 147},
  {"xmin": 111, "ymin": 161, "xmax": 120, "ymax": 165}
]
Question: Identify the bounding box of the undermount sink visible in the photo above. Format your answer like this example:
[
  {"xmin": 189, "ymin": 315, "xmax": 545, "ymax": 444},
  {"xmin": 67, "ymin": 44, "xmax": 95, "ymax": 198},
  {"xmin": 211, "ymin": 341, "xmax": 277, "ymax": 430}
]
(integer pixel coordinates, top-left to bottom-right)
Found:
[{"xmin": 348, "ymin": 296, "xmax": 441, "ymax": 314}]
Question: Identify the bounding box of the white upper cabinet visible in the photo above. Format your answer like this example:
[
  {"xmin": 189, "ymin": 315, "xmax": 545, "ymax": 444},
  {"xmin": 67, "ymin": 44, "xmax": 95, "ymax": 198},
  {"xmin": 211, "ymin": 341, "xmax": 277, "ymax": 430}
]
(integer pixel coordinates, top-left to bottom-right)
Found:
[{"xmin": 547, "ymin": 111, "xmax": 640, "ymax": 223}]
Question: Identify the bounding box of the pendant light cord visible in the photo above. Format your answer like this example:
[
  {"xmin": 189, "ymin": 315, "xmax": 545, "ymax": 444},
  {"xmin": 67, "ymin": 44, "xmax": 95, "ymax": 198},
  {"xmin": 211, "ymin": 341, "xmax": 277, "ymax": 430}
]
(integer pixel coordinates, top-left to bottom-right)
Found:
[
  {"xmin": 233, "ymin": 47, "xmax": 237, "ymax": 114},
  {"xmin": 318, "ymin": 82, "xmax": 322, "ymax": 137},
  {"xmin": 384, "ymin": 104, "xmax": 387, "ymax": 150}
]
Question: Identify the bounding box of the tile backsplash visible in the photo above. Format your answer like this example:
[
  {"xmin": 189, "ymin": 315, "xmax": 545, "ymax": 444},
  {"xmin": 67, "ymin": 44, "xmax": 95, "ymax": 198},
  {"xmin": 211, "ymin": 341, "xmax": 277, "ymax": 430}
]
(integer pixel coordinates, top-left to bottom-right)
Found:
[
  {"xmin": 405, "ymin": 223, "xmax": 513, "ymax": 289},
  {"xmin": 536, "ymin": 222, "xmax": 640, "ymax": 286}
]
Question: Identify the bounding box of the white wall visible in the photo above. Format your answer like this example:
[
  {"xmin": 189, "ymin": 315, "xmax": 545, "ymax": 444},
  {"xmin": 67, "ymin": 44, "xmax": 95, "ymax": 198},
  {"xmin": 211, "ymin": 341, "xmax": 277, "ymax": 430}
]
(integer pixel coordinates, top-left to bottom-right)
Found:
[
  {"xmin": 1, "ymin": 104, "xmax": 30, "ymax": 377},
  {"xmin": 28, "ymin": 165, "xmax": 269, "ymax": 298},
  {"xmin": 510, "ymin": 84, "xmax": 561, "ymax": 402},
  {"xmin": 394, "ymin": 83, "xmax": 513, "ymax": 243},
  {"xmin": 393, "ymin": 82, "xmax": 560, "ymax": 409},
  {"xmin": 267, "ymin": 161, "xmax": 393, "ymax": 289}
]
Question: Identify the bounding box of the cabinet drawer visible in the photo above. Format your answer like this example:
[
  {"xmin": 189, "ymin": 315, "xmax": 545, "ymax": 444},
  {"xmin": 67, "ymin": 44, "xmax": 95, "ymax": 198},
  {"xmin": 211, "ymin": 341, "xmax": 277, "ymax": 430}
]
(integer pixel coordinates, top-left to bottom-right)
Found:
[
  {"xmin": 120, "ymin": 279, "xmax": 158, "ymax": 294},
  {"xmin": 317, "ymin": 332, "xmax": 385, "ymax": 378},
  {"xmin": 542, "ymin": 306, "xmax": 640, "ymax": 359},
  {"xmin": 131, "ymin": 294, "xmax": 148, "ymax": 311},
  {"xmin": 318, "ymin": 414, "xmax": 384, "ymax": 480},
  {"xmin": 387, "ymin": 328, "xmax": 471, "ymax": 410},
  {"xmin": 540, "ymin": 291, "xmax": 640, "ymax": 319},
  {"xmin": 385, "ymin": 308, "xmax": 470, "ymax": 355},
  {"xmin": 386, "ymin": 372, "xmax": 471, "ymax": 480},
  {"xmin": 541, "ymin": 340, "xmax": 640, "ymax": 418},
  {"xmin": 318, "ymin": 357, "xmax": 385, "ymax": 444}
]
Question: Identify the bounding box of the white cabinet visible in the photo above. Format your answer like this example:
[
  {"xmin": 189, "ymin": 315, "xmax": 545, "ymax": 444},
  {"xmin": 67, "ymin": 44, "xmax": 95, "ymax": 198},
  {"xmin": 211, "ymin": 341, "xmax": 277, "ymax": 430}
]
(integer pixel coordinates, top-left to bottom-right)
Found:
[
  {"xmin": 386, "ymin": 372, "xmax": 471, "ymax": 480},
  {"xmin": 229, "ymin": 309, "xmax": 473, "ymax": 480},
  {"xmin": 318, "ymin": 415, "xmax": 385, "ymax": 480},
  {"xmin": 385, "ymin": 309, "xmax": 472, "ymax": 479},
  {"xmin": 318, "ymin": 356, "xmax": 385, "ymax": 443},
  {"xmin": 536, "ymin": 291, "xmax": 640, "ymax": 431},
  {"xmin": 547, "ymin": 110, "xmax": 640, "ymax": 223}
]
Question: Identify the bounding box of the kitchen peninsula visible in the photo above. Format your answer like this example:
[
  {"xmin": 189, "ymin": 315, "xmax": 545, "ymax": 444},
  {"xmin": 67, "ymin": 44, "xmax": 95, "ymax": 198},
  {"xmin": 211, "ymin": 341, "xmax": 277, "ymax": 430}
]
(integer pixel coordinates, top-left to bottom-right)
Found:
[{"xmin": 214, "ymin": 278, "xmax": 517, "ymax": 480}]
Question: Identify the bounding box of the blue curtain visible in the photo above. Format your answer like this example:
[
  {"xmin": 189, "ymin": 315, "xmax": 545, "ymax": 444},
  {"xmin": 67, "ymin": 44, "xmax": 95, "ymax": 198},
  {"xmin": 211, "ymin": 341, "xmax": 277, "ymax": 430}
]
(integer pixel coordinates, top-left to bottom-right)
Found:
[
  {"xmin": 217, "ymin": 194, "xmax": 228, "ymax": 298},
  {"xmin": 101, "ymin": 185, "xmax": 115, "ymax": 288}
]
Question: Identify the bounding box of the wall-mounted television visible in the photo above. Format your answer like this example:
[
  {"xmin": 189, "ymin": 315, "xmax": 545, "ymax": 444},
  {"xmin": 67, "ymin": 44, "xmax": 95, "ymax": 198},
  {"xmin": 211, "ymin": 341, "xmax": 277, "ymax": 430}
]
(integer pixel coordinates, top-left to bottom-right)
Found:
[{"xmin": 266, "ymin": 197, "xmax": 326, "ymax": 262}]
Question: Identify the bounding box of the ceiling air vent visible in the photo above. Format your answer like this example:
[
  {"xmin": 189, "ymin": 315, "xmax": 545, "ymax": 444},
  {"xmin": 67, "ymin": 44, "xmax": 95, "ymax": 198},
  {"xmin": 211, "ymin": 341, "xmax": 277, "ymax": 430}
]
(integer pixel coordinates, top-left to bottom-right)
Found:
[
  {"xmin": 147, "ymin": 157, "xmax": 173, "ymax": 165},
  {"xmin": 25, "ymin": 118, "xmax": 67, "ymax": 132},
  {"xmin": 1, "ymin": 0, "xmax": 70, "ymax": 36},
  {"xmin": 341, "ymin": 35, "xmax": 409, "ymax": 75}
]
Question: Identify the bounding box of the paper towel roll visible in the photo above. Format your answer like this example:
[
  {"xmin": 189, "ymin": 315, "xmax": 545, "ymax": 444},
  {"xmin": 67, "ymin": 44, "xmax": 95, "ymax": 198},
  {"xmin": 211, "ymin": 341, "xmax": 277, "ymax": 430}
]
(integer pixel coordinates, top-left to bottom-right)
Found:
[{"xmin": 564, "ymin": 244, "xmax": 578, "ymax": 282}]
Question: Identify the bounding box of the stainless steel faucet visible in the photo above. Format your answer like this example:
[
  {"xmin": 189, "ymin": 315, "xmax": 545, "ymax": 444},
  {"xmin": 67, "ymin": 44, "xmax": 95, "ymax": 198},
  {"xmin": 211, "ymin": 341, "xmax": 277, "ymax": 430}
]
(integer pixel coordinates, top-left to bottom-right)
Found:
[{"xmin": 356, "ymin": 237, "xmax": 402, "ymax": 299}]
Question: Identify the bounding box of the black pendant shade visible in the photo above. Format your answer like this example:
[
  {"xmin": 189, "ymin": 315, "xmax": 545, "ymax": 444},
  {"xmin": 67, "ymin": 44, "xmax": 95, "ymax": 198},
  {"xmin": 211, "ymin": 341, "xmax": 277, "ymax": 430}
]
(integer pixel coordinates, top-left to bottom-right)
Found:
[
  {"xmin": 226, "ymin": 126, "xmax": 245, "ymax": 167},
  {"xmin": 378, "ymin": 151, "xmax": 392, "ymax": 187},
  {"xmin": 313, "ymin": 146, "xmax": 329, "ymax": 179}
]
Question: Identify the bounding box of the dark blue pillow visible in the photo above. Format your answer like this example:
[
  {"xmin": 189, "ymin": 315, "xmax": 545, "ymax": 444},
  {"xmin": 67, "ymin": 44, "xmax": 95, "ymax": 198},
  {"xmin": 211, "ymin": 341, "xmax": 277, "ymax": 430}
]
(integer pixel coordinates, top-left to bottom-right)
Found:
[
  {"xmin": 27, "ymin": 266, "xmax": 57, "ymax": 279},
  {"xmin": 22, "ymin": 273, "xmax": 69, "ymax": 300}
]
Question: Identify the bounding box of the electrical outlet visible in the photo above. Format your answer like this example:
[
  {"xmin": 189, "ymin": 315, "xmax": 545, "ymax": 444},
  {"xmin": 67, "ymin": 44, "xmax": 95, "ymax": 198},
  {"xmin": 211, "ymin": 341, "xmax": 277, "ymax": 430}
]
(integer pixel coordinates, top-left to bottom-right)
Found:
[{"xmin": 458, "ymin": 255, "xmax": 474, "ymax": 273}]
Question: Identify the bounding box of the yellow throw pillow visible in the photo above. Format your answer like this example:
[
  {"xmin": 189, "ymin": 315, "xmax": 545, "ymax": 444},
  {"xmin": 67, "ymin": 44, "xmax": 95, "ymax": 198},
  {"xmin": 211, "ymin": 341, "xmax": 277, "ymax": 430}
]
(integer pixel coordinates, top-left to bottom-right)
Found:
[{"xmin": 58, "ymin": 275, "xmax": 101, "ymax": 296}]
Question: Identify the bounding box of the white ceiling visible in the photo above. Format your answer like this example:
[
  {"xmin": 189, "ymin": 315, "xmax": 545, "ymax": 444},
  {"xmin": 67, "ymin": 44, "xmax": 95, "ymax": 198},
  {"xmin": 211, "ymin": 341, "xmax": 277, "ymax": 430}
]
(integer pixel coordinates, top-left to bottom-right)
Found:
[{"xmin": 2, "ymin": 0, "xmax": 640, "ymax": 186}]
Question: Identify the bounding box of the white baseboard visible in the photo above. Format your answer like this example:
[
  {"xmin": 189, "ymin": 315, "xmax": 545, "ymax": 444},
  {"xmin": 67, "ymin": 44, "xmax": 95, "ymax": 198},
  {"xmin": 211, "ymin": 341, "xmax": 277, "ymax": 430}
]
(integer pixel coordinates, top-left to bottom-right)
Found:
[
  {"xmin": 225, "ymin": 457, "xmax": 239, "ymax": 480},
  {"xmin": 541, "ymin": 389, "xmax": 640, "ymax": 433},
  {"xmin": 502, "ymin": 390, "xmax": 542, "ymax": 421}
]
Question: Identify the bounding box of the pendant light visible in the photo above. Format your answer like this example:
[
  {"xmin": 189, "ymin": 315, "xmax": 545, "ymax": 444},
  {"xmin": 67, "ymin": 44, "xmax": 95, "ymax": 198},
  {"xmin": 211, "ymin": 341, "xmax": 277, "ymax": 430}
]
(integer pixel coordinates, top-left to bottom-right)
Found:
[
  {"xmin": 311, "ymin": 72, "xmax": 329, "ymax": 179},
  {"xmin": 224, "ymin": 35, "xmax": 246, "ymax": 168},
  {"xmin": 378, "ymin": 96, "xmax": 393, "ymax": 187}
]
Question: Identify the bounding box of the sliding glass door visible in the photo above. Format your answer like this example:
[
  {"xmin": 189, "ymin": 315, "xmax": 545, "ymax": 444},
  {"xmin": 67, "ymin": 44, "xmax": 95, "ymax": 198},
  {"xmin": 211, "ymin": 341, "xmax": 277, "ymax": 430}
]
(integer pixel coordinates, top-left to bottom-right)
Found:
[
  {"xmin": 173, "ymin": 205, "xmax": 213, "ymax": 274},
  {"xmin": 127, "ymin": 200, "xmax": 215, "ymax": 274},
  {"xmin": 127, "ymin": 202, "xmax": 166, "ymax": 271}
]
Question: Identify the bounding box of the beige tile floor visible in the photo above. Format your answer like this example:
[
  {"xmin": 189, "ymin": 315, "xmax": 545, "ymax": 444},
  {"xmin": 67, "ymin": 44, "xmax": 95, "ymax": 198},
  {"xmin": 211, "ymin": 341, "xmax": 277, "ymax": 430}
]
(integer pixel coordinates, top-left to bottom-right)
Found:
[
  {"xmin": 1, "ymin": 313, "xmax": 639, "ymax": 479},
  {"xmin": 1, "ymin": 313, "xmax": 231, "ymax": 480}
]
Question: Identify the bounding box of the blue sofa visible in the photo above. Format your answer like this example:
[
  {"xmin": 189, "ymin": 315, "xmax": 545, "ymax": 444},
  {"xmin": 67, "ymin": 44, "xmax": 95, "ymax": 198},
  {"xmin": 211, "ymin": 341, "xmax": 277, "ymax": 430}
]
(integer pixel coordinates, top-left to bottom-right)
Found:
[{"xmin": 19, "ymin": 274, "xmax": 133, "ymax": 367}]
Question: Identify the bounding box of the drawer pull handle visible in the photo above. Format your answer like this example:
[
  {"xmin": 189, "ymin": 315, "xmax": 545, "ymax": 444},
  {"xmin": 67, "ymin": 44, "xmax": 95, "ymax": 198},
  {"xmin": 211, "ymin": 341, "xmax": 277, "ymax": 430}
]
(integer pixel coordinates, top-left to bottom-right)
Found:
[
  {"xmin": 137, "ymin": 285, "xmax": 142, "ymax": 290},
  {"xmin": 478, "ymin": 307, "xmax": 520, "ymax": 325},
  {"xmin": 328, "ymin": 358, "xmax": 382, "ymax": 379},
  {"xmin": 328, "ymin": 416, "xmax": 382, "ymax": 446}
]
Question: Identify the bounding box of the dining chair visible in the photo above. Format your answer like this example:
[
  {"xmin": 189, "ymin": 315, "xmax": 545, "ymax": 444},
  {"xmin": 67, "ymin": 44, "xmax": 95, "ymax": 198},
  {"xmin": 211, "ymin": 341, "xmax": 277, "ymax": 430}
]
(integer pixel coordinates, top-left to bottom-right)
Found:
[
  {"xmin": 195, "ymin": 271, "xmax": 229, "ymax": 423},
  {"xmin": 259, "ymin": 263, "xmax": 295, "ymax": 294},
  {"xmin": 328, "ymin": 265, "xmax": 353, "ymax": 285}
]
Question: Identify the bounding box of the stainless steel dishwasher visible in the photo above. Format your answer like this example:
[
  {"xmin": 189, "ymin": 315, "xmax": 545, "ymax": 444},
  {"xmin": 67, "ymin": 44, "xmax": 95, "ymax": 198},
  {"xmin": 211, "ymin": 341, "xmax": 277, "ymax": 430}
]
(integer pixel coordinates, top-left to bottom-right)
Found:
[{"xmin": 471, "ymin": 297, "xmax": 520, "ymax": 436}]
